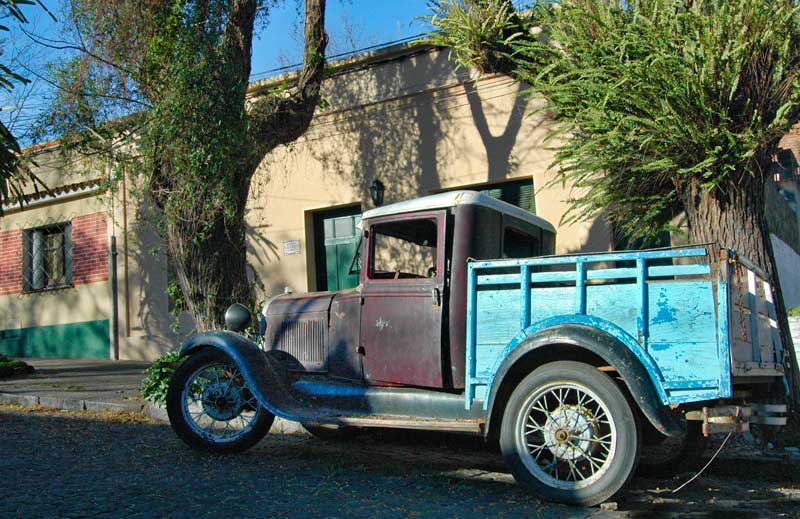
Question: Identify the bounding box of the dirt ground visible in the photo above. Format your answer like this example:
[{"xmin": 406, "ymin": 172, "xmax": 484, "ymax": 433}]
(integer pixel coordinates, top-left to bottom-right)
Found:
[{"xmin": 1, "ymin": 403, "xmax": 798, "ymax": 519}]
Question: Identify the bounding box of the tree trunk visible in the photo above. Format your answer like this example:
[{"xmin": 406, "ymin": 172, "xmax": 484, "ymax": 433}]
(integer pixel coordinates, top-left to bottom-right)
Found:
[
  {"xmin": 683, "ymin": 176, "xmax": 771, "ymax": 266},
  {"xmin": 683, "ymin": 175, "xmax": 799, "ymax": 405},
  {"xmin": 167, "ymin": 0, "xmax": 327, "ymax": 331},
  {"xmin": 166, "ymin": 209, "xmax": 251, "ymax": 331}
]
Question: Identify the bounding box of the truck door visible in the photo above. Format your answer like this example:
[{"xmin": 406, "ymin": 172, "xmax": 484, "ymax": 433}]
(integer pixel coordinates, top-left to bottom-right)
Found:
[{"xmin": 361, "ymin": 210, "xmax": 447, "ymax": 388}]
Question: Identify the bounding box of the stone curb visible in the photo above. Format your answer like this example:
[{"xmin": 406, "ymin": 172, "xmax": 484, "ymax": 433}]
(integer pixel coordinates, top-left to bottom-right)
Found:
[
  {"xmin": 0, "ymin": 392, "xmax": 145, "ymax": 414},
  {"xmin": 0, "ymin": 391, "xmax": 308, "ymax": 435}
]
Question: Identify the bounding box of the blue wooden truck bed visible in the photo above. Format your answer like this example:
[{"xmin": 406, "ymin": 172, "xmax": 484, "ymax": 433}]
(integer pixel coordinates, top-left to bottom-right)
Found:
[{"xmin": 465, "ymin": 246, "xmax": 786, "ymax": 410}]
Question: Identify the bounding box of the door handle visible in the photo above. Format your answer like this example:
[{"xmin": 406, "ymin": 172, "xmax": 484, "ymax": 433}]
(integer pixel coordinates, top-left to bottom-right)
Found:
[{"xmin": 432, "ymin": 287, "xmax": 441, "ymax": 307}]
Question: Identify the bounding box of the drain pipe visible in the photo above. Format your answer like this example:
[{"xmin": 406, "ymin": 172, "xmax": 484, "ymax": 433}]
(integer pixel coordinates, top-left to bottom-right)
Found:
[{"xmin": 110, "ymin": 235, "xmax": 120, "ymax": 360}]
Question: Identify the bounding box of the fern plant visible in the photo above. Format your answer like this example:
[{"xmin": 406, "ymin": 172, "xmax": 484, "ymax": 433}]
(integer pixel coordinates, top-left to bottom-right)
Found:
[
  {"xmin": 140, "ymin": 350, "xmax": 187, "ymax": 407},
  {"xmin": 428, "ymin": 0, "xmax": 528, "ymax": 73}
]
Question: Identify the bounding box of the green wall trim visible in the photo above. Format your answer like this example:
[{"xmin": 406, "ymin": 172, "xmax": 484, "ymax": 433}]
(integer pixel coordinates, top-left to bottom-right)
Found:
[{"xmin": 0, "ymin": 320, "xmax": 109, "ymax": 359}]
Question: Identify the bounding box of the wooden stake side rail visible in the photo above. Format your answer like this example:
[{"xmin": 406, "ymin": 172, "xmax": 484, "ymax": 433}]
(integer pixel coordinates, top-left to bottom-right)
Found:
[{"xmin": 465, "ymin": 246, "xmax": 742, "ymax": 410}]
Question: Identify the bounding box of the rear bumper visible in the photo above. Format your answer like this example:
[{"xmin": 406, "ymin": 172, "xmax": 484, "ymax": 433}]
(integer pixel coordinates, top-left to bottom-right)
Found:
[{"xmin": 686, "ymin": 404, "xmax": 788, "ymax": 436}]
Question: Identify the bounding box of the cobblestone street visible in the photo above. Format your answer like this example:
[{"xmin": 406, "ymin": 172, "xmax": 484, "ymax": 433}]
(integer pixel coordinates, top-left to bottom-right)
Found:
[{"xmin": 1, "ymin": 404, "xmax": 798, "ymax": 519}]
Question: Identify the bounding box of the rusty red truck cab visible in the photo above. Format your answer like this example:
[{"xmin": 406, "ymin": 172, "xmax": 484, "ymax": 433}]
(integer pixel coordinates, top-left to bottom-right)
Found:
[{"xmin": 262, "ymin": 191, "xmax": 555, "ymax": 390}]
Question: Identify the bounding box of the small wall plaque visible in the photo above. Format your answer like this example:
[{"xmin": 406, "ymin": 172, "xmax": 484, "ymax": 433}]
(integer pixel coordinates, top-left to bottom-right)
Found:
[{"xmin": 283, "ymin": 240, "xmax": 301, "ymax": 256}]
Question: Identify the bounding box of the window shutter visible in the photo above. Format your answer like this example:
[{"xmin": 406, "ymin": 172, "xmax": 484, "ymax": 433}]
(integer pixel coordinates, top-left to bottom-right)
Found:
[
  {"xmin": 481, "ymin": 187, "xmax": 503, "ymax": 201},
  {"xmin": 518, "ymin": 182, "xmax": 535, "ymax": 213},
  {"xmin": 479, "ymin": 180, "xmax": 535, "ymax": 213}
]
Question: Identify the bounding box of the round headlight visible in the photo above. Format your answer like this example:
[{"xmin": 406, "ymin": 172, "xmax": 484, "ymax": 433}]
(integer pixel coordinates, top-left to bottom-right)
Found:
[{"xmin": 224, "ymin": 303, "xmax": 251, "ymax": 333}]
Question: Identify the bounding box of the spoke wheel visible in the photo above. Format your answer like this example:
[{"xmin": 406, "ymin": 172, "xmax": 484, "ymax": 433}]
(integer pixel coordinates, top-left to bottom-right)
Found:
[
  {"xmin": 167, "ymin": 349, "xmax": 274, "ymax": 454},
  {"xmin": 519, "ymin": 383, "xmax": 616, "ymax": 489},
  {"xmin": 500, "ymin": 361, "xmax": 639, "ymax": 506}
]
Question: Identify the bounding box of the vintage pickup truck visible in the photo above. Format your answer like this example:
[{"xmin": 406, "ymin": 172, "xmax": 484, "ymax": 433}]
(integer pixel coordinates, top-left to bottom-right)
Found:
[{"xmin": 166, "ymin": 190, "xmax": 789, "ymax": 506}]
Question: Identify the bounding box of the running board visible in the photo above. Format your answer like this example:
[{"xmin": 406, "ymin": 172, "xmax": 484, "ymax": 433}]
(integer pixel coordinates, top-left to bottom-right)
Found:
[{"xmin": 304, "ymin": 415, "xmax": 485, "ymax": 434}]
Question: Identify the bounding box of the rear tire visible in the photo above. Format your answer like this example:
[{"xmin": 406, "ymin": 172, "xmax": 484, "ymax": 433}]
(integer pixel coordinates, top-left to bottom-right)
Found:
[
  {"xmin": 499, "ymin": 361, "xmax": 640, "ymax": 506},
  {"xmin": 166, "ymin": 349, "xmax": 275, "ymax": 454}
]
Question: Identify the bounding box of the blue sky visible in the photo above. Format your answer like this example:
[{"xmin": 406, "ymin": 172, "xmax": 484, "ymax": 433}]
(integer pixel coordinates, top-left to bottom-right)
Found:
[
  {"xmin": 252, "ymin": 0, "xmax": 433, "ymax": 76},
  {"xmin": 1, "ymin": 0, "xmax": 434, "ymax": 142}
]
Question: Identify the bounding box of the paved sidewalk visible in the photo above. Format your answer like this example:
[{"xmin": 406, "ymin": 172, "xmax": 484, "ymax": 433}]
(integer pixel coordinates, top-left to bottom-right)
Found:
[{"xmin": 0, "ymin": 357, "xmax": 151, "ymax": 413}]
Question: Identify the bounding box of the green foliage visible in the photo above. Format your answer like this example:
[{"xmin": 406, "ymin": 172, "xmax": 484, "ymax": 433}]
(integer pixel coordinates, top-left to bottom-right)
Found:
[
  {"xmin": 42, "ymin": 0, "xmax": 258, "ymax": 233},
  {"xmin": 527, "ymin": 0, "xmax": 800, "ymax": 241},
  {"xmin": 36, "ymin": 0, "xmax": 326, "ymax": 329},
  {"xmin": 0, "ymin": 355, "xmax": 35, "ymax": 378},
  {"xmin": 433, "ymin": 0, "xmax": 800, "ymax": 244},
  {"xmin": 140, "ymin": 350, "xmax": 187, "ymax": 407},
  {"xmin": 0, "ymin": 1, "xmax": 38, "ymax": 87},
  {"xmin": 0, "ymin": 0, "xmax": 52, "ymax": 213},
  {"xmin": 34, "ymin": 0, "xmax": 323, "ymax": 330},
  {"xmin": 789, "ymin": 306, "xmax": 800, "ymax": 318},
  {"xmin": 428, "ymin": 0, "xmax": 528, "ymax": 73}
]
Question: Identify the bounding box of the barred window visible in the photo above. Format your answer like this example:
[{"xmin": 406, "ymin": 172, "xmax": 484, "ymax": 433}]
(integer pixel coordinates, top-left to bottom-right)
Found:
[{"xmin": 23, "ymin": 223, "xmax": 73, "ymax": 291}]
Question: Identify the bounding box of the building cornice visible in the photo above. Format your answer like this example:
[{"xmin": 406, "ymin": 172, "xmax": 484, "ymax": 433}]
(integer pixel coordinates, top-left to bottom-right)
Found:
[
  {"xmin": 2, "ymin": 179, "xmax": 105, "ymax": 213},
  {"xmin": 247, "ymin": 40, "xmax": 436, "ymax": 96}
]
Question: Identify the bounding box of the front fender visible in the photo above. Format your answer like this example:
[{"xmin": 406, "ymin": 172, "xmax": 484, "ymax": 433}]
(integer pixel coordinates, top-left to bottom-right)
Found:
[
  {"xmin": 180, "ymin": 331, "xmax": 302, "ymax": 422},
  {"xmin": 485, "ymin": 322, "xmax": 682, "ymax": 436}
]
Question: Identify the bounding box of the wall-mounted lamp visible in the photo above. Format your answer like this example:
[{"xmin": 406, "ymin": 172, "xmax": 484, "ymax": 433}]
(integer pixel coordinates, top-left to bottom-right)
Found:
[{"xmin": 370, "ymin": 179, "xmax": 385, "ymax": 207}]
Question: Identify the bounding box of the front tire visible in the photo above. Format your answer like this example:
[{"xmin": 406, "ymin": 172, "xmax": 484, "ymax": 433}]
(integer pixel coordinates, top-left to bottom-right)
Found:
[
  {"xmin": 499, "ymin": 361, "xmax": 640, "ymax": 506},
  {"xmin": 166, "ymin": 349, "xmax": 275, "ymax": 454}
]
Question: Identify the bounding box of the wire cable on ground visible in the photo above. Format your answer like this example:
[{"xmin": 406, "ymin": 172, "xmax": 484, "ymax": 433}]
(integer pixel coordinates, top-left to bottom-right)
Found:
[{"xmin": 671, "ymin": 431, "xmax": 733, "ymax": 494}]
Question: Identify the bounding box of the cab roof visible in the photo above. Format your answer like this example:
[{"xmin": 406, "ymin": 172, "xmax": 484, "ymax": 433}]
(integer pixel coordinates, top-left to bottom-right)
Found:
[{"xmin": 361, "ymin": 190, "xmax": 556, "ymax": 233}]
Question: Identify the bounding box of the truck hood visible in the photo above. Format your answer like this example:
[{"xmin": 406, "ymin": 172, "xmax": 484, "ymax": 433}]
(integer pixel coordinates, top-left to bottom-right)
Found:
[
  {"xmin": 265, "ymin": 291, "xmax": 337, "ymax": 318},
  {"xmin": 265, "ymin": 287, "xmax": 361, "ymax": 318},
  {"xmin": 263, "ymin": 288, "xmax": 360, "ymax": 372}
]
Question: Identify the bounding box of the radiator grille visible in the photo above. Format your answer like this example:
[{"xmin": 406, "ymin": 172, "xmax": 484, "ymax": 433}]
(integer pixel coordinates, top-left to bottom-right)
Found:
[{"xmin": 274, "ymin": 319, "xmax": 326, "ymax": 365}]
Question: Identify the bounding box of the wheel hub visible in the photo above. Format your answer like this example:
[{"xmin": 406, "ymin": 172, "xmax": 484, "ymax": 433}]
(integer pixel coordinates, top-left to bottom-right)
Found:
[
  {"xmin": 202, "ymin": 382, "xmax": 243, "ymax": 421},
  {"xmin": 543, "ymin": 405, "xmax": 595, "ymax": 461}
]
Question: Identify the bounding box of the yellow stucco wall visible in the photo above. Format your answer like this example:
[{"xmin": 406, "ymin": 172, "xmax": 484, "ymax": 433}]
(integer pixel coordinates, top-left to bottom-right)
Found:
[
  {"xmin": 246, "ymin": 46, "xmax": 611, "ymax": 298},
  {"xmin": 3, "ymin": 44, "xmax": 613, "ymax": 360},
  {"xmin": 1, "ymin": 154, "xmax": 180, "ymax": 360}
]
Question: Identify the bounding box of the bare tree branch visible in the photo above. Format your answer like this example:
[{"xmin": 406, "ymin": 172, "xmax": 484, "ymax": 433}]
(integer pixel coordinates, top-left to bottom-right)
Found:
[{"xmin": 248, "ymin": 0, "xmax": 327, "ymax": 153}]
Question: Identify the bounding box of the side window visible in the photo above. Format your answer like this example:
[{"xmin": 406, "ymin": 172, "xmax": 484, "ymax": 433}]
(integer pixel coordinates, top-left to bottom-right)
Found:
[
  {"xmin": 369, "ymin": 219, "xmax": 438, "ymax": 279},
  {"xmin": 23, "ymin": 222, "xmax": 73, "ymax": 291},
  {"xmin": 503, "ymin": 227, "xmax": 540, "ymax": 259}
]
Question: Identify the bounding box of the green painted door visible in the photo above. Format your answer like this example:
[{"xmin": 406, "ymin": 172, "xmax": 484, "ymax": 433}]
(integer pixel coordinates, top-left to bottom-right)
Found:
[{"xmin": 314, "ymin": 208, "xmax": 362, "ymax": 292}]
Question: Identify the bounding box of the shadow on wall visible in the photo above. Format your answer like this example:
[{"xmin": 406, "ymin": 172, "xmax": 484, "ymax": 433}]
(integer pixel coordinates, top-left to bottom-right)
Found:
[
  {"xmin": 463, "ymin": 80, "xmax": 533, "ymax": 184},
  {"xmin": 772, "ymin": 234, "xmax": 800, "ymax": 309},
  {"xmin": 128, "ymin": 200, "xmax": 292, "ymax": 353},
  {"xmin": 246, "ymin": 47, "xmax": 605, "ymax": 297},
  {"xmin": 2, "ymin": 289, "xmax": 112, "ymax": 359},
  {"xmin": 122, "ymin": 201, "xmax": 192, "ymax": 360},
  {"xmin": 570, "ymin": 215, "xmax": 611, "ymax": 254},
  {"xmin": 244, "ymin": 222, "xmax": 294, "ymax": 305},
  {"xmin": 306, "ymin": 49, "xmax": 456, "ymax": 207},
  {"xmin": 303, "ymin": 48, "xmax": 539, "ymax": 207}
]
